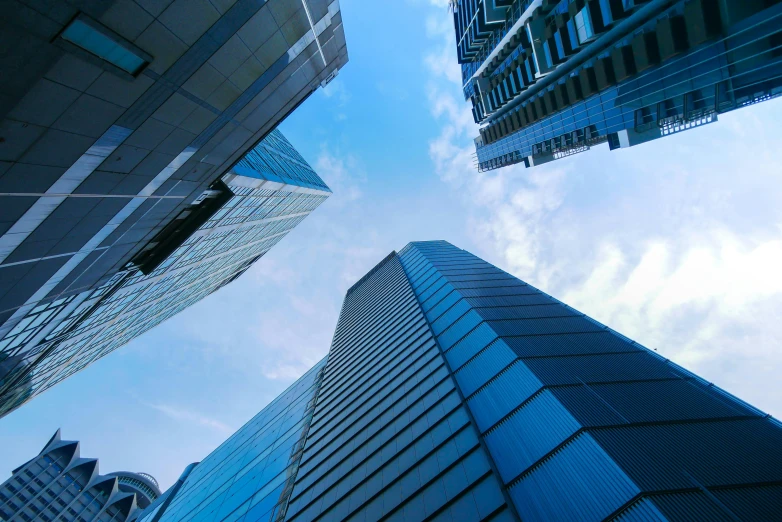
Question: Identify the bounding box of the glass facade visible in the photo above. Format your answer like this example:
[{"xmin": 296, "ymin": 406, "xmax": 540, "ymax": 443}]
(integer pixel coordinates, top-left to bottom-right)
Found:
[
  {"xmin": 151, "ymin": 359, "xmax": 327, "ymax": 522},
  {"xmin": 453, "ymin": 0, "xmax": 782, "ymax": 171},
  {"xmin": 142, "ymin": 240, "xmax": 782, "ymax": 522},
  {"xmin": 0, "ymin": 0, "xmax": 348, "ymax": 347},
  {"xmin": 0, "ymin": 430, "xmax": 161, "ymax": 522},
  {"xmin": 0, "ymin": 130, "xmax": 331, "ymax": 418}
]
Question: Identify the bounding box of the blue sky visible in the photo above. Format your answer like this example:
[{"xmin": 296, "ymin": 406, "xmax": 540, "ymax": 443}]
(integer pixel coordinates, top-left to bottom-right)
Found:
[{"xmin": 3, "ymin": 0, "xmax": 782, "ymax": 490}]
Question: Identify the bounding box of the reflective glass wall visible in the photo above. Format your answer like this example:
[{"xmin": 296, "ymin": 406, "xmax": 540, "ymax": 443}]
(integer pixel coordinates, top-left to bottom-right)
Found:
[
  {"xmin": 154, "ymin": 359, "xmax": 327, "ymax": 522},
  {"xmin": 0, "ymin": 131, "xmax": 330, "ymax": 418}
]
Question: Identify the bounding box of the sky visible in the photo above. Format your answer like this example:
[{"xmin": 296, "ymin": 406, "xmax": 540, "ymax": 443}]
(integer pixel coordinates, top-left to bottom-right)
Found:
[{"xmin": 3, "ymin": 0, "xmax": 782, "ymax": 491}]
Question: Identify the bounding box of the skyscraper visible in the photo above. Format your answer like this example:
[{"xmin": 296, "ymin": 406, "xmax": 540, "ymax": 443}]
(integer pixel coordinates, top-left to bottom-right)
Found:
[
  {"xmin": 453, "ymin": 0, "xmax": 782, "ymax": 171},
  {"xmin": 0, "ymin": 129, "xmax": 331, "ymax": 418},
  {"xmin": 0, "ymin": 429, "xmax": 161, "ymax": 522},
  {"xmin": 136, "ymin": 241, "xmax": 782, "ymax": 521},
  {"xmin": 0, "ymin": 1, "xmax": 347, "ymax": 371}
]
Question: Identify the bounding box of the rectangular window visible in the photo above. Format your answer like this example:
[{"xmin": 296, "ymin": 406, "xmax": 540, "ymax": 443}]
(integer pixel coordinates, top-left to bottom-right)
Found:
[
  {"xmin": 574, "ymin": 7, "xmax": 595, "ymax": 44},
  {"xmin": 60, "ymin": 18, "xmax": 149, "ymax": 75}
]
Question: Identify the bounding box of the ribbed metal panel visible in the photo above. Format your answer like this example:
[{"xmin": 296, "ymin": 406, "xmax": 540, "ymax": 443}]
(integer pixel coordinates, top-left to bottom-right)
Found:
[
  {"xmin": 411, "ymin": 265, "xmax": 438, "ymax": 286},
  {"xmin": 610, "ymin": 498, "xmax": 668, "ymax": 521},
  {"xmin": 452, "ymin": 279, "xmax": 525, "ymax": 289},
  {"xmin": 458, "ymin": 286, "xmax": 536, "ymax": 298},
  {"xmin": 444, "ymin": 322, "xmax": 500, "ymax": 370},
  {"xmin": 467, "ymin": 362, "xmax": 543, "ymax": 431},
  {"xmin": 438, "ymin": 311, "xmax": 484, "ymax": 351},
  {"xmin": 588, "ymin": 380, "xmax": 756, "ymax": 423},
  {"xmin": 439, "ymin": 266, "xmax": 506, "ymax": 276},
  {"xmin": 396, "ymin": 241, "xmax": 782, "ymax": 522},
  {"xmin": 484, "ymin": 390, "xmax": 581, "ymax": 482},
  {"xmin": 431, "ymin": 300, "xmax": 472, "ymax": 335},
  {"xmin": 523, "ymin": 352, "xmax": 679, "ymax": 385},
  {"xmin": 549, "ymin": 386, "xmax": 627, "ymax": 427},
  {"xmin": 645, "ymin": 491, "xmax": 735, "ymax": 522},
  {"xmin": 476, "ymin": 304, "xmax": 579, "ymax": 321},
  {"xmin": 590, "ymin": 419, "xmax": 782, "ymax": 491},
  {"xmin": 419, "ymin": 279, "xmax": 451, "ymax": 306},
  {"xmin": 465, "ymin": 293, "xmax": 554, "ymax": 308},
  {"xmin": 502, "ymin": 332, "xmax": 640, "ymax": 358},
  {"xmin": 509, "ymin": 433, "xmax": 640, "ymax": 522},
  {"xmin": 445, "ymin": 272, "xmax": 516, "ymax": 282},
  {"xmin": 487, "ymin": 316, "xmax": 604, "ymax": 337},
  {"xmin": 454, "ymin": 339, "xmax": 517, "ymax": 397},
  {"xmin": 426, "ymin": 291, "xmax": 462, "ymax": 323},
  {"xmin": 712, "ymin": 484, "xmax": 782, "ymax": 520}
]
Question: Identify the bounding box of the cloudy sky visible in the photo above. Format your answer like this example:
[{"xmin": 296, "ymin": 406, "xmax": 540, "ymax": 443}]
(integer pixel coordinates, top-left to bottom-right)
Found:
[{"xmin": 2, "ymin": 0, "xmax": 782, "ymax": 490}]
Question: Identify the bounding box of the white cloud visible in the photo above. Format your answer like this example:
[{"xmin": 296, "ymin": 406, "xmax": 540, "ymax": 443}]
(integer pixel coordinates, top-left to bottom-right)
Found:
[
  {"xmin": 145, "ymin": 403, "xmax": 233, "ymax": 434},
  {"xmin": 321, "ymin": 78, "xmax": 351, "ymax": 107},
  {"xmin": 315, "ymin": 145, "xmax": 364, "ymax": 205}
]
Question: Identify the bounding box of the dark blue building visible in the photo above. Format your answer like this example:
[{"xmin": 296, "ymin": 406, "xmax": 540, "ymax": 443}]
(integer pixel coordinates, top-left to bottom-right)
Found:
[
  {"xmin": 139, "ymin": 241, "xmax": 782, "ymax": 521},
  {"xmin": 0, "ymin": 0, "xmax": 348, "ymax": 416},
  {"xmin": 0, "ymin": 130, "xmax": 332, "ymax": 418},
  {"xmin": 453, "ymin": 0, "xmax": 782, "ymax": 170}
]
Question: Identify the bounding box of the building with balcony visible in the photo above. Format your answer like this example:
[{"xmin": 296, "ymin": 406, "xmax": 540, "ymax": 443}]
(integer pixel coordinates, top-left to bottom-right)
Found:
[{"xmin": 453, "ymin": 0, "xmax": 782, "ymax": 170}]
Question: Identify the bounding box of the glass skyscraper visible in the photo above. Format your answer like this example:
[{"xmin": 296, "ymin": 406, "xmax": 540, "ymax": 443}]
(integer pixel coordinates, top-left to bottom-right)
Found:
[
  {"xmin": 452, "ymin": 0, "xmax": 782, "ymax": 170},
  {"xmin": 0, "ymin": 0, "xmax": 348, "ymax": 336},
  {"xmin": 137, "ymin": 241, "xmax": 782, "ymax": 521},
  {"xmin": 0, "ymin": 0, "xmax": 348, "ymax": 416},
  {"xmin": 0, "ymin": 130, "xmax": 331, "ymax": 418}
]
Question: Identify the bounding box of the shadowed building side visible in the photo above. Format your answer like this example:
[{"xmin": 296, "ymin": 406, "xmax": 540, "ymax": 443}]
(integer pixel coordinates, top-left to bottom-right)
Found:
[
  {"xmin": 0, "ymin": 130, "xmax": 332, "ymax": 418},
  {"xmin": 0, "ymin": 0, "xmax": 348, "ymax": 417}
]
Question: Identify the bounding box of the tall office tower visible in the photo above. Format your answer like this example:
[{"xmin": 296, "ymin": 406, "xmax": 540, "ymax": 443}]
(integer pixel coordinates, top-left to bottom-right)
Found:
[
  {"xmin": 0, "ymin": 430, "xmax": 161, "ymax": 522},
  {"xmin": 0, "ymin": 0, "xmax": 347, "ymax": 387},
  {"xmin": 136, "ymin": 240, "xmax": 782, "ymax": 521},
  {"xmin": 453, "ymin": 0, "xmax": 782, "ymax": 171},
  {"xmin": 0, "ymin": 130, "xmax": 331, "ymax": 417}
]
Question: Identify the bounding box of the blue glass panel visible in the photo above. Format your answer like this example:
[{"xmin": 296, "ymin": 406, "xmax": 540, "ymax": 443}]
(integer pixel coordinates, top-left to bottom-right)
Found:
[
  {"xmin": 509, "ymin": 433, "xmax": 640, "ymax": 522},
  {"xmin": 444, "ymin": 322, "xmax": 499, "ymax": 370},
  {"xmin": 453, "ymin": 339, "xmax": 516, "ymax": 397},
  {"xmin": 437, "ymin": 311, "xmax": 482, "ymax": 351},
  {"xmin": 430, "ymin": 300, "xmax": 471, "ymax": 335},
  {"xmin": 466, "ymin": 362, "xmax": 543, "ymax": 431},
  {"xmin": 485, "ymin": 390, "xmax": 581, "ymax": 482},
  {"xmin": 61, "ymin": 19, "xmax": 146, "ymax": 75}
]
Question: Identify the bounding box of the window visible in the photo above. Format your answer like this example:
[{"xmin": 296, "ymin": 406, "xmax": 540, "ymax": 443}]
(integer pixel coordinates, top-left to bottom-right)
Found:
[
  {"xmin": 574, "ymin": 7, "xmax": 595, "ymax": 44},
  {"xmin": 59, "ymin": 17, "xmax": 149, "ymax": 75}
]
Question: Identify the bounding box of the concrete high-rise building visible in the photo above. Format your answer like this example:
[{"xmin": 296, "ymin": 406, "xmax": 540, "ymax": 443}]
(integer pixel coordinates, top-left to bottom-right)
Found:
[
  {"xmin": 453, "ymin": 0, "xmax": 782, "ymax": 170},
  {"xmin": 0, "ymin": 430, "xmax": 161, "ymax": 522},
  {"xmin": 135, "ymin": 241, "xmax": 782, "ymax": 521},
  {"xmin": 0, "ymin": 0, "xmax": 347, "ymax": 417},
  {"xmin": 0, "ymin": 129, "xmax": 331, "ymax": 418}
]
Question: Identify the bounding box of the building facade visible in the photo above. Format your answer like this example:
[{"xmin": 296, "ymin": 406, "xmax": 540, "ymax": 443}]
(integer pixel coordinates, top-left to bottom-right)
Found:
[
  {"xmin": 0, "ymin": 1, "xmax": 347, "ymax": 347},
  {"xmin": 0, "ymin": 130, "xmax": 332, "ymax": 418},
  {"xmin": 0, "ymin": 430, "xmax": 161, "ymax": 522},
  {"xmin": 453, "ymin": 0, "xmax": 782, "ymax": 171},
  {"xmin": 137, "ymin": 241, "xmax": 782, "ymax": 521}
]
